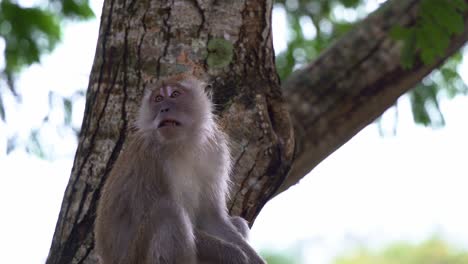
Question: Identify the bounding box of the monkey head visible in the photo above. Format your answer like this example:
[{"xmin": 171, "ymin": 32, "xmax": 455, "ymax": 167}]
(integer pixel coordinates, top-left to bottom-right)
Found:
[{"xmin": 136, "ymin": 76, "xmax": 213, "ymax": 144}]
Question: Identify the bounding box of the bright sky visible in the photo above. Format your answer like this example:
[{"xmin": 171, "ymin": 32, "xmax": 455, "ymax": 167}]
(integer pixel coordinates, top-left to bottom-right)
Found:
[{"xmin": 0, "ymin": 1, "xmax": 467, "ymax": 264}]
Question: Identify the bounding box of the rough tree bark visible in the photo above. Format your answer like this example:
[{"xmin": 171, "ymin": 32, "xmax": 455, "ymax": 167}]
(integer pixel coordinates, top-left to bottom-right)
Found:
[
  {"xmin": 47, "ymin": 0, "xmax": 293, "ymax": 263},
  {"xmin": 46, "ymin": 0, "xmax": 468, "ymax": 263}
]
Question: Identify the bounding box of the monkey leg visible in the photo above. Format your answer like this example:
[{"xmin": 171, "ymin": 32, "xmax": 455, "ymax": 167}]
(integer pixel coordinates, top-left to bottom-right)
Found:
[
  {"xmin": 208, "ymin": 218, "xmax": 266, "ymax": 264},
  {"xmin": 125, "ymin": 201, "xmax": 197, "ymax": 264},
  {"xmin": 195, "ymin": 229, "xmax": 248, "ymax": 264}
]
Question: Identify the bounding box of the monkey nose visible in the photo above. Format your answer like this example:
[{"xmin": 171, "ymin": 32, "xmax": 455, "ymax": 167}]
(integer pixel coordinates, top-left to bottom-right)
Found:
[{"xmin": 161, "ymin": 108, "xmax": 170, "ymax": 113}]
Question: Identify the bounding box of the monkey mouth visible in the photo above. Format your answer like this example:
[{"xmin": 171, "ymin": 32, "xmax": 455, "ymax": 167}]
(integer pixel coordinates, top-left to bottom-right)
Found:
[{"xmin": 158, "ymin": 119, "xmax": 181, "ymax": 128}]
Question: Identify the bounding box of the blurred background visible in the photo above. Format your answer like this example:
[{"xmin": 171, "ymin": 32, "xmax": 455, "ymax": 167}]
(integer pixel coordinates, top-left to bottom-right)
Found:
[{"xmin": 0, "ymin": 0, "xmax": 467, "ymax": 263}]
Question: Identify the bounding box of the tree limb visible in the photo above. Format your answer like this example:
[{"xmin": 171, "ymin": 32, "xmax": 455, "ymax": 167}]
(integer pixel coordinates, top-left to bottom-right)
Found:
[{"xmin": 277, "ymin": 0, "xmax": 468, "ymax": 194}]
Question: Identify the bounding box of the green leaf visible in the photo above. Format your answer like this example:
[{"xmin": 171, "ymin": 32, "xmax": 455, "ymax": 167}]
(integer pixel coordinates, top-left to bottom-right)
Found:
[
  {"xmin": 401, "ymin": 32, "xmax": 417, "ymax": 69},
  {"xmin": 61, "ymin": 0, "xmax": 94, "ymax": 19},
  {"xmin": 410, "ymin": 85, "xmax": 432, "ymax": 126},
  {"xmin": 423, "ymin": 1, "xmax": 462, "ymax": 34},
  {"xmin": 440, "ymin": 68, "xmax": 458, "ymax": 82},
  {"xmin": 340, "ymin": 0, "xmax": 361, "ymax": 8},
  {"xmin": 410, "ymin": 82, "xmax": 446, "ymax": 127},
  {"xmin": 423, "ymin": 0, "xmax": 459, "ymax": 34},
  {"xmin": 389, "ymin": 25, "xmax": 411, "ymax": 40},
  {"xmin": 449, "ymin": 0, "xmax": 468, "ymax": 12},
  {"xmin": 416, "ymin": 23, "xmax": 441, "ymax": 64},
  {"xmin": 392, "ymin": 0, "xmax": 467, "ymax": 68},
  {"xmin": 0, "ymin": 0, "xmax": 93, "ymax": 79},
  {"xmin": 0, "ymin": 1, "xmax": 62, "ymax": 73}
]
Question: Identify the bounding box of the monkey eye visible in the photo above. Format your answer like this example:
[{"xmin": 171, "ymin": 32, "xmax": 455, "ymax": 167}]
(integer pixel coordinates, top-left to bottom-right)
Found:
[
  {"xmin": 170, "ymin": 91, "xmax": 181, "ymax": 98},
  {"xmin": 154, "ymin": 95, "xmax": 163, "ymax": 102}
]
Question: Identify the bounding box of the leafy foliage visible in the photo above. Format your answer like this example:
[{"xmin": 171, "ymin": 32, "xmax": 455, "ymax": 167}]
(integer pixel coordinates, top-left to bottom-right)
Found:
[
  {"xmin": 277, "ymin": 0, "xmax": 468, "ymax": 129},
  {"xmin": 0, "ymin": 0, "xmax": 92, "ymax": 158},
  {"xmin": 390, "ymin": 0, "xmax": 468, "ymax": 68},
  {"xmin": 59, "ymin": 0, "xmax": 94, "ymax": 18},
  {"xmin": 0, "ymin": 0, "xmax": 94, "ymax": 121},
  {"xmin": 409, "ymin": 52, "xmax": 467, "ymax": 126},
  {"xmin": 275, "ymin": 0, "xmax": 362, "ymax": 80},
  {"xmin": 2, "ymin": 0, "xmax": 468, "ymax": 157},
  {"xmin": 0, "ymin": 1, "xmax": 60, "ymax": 74},
  {"xmin": 0, "ymin": 0, "xmax": 93, "ymax": 75},
  {"xmin": 333, "ymin": 237, "xmax": 468, "ymax": 264}
]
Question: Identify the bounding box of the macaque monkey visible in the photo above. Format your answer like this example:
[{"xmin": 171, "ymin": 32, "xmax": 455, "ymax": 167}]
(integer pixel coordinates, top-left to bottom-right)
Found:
[{"xmin": 94, "ymin": 74, "xmax": 266, "ymax": 264}]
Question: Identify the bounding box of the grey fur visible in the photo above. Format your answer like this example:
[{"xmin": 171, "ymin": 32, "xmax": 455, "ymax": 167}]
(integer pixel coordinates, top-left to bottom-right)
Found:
[{"xmin": 94, "ymin": 75, "xmax": 265, "ymax": 264}]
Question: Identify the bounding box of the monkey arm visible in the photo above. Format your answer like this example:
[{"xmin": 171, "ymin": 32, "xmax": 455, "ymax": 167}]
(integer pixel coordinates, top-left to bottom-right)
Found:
[{"xmin": 195, "ymin": 229, "xmax": 248, "ymax": 264}]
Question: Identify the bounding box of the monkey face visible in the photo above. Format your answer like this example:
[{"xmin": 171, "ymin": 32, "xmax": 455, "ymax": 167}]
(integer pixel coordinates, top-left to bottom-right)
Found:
[
  {"xmin": 136, "ymin": 79, "xmax": 212, "ymax": 144},
  {"xmin": 151, "ymin": 84, "xmax": 194, "ymax": 141}
]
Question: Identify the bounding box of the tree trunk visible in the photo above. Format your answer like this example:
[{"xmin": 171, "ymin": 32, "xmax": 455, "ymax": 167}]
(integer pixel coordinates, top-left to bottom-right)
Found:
[
  {"xmin": 46, "ymin": 0, "xmax": 468, "ymax": 263},
  {"xmin": 47, "ymin": 0, "xmax": 293, "ymax": 263}
]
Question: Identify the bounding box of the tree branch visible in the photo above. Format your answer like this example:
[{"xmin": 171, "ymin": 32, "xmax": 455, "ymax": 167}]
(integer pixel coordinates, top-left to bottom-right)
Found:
[{"xmin": 277, "ymin": 0, "xmax": 468, "ymax": 194}]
